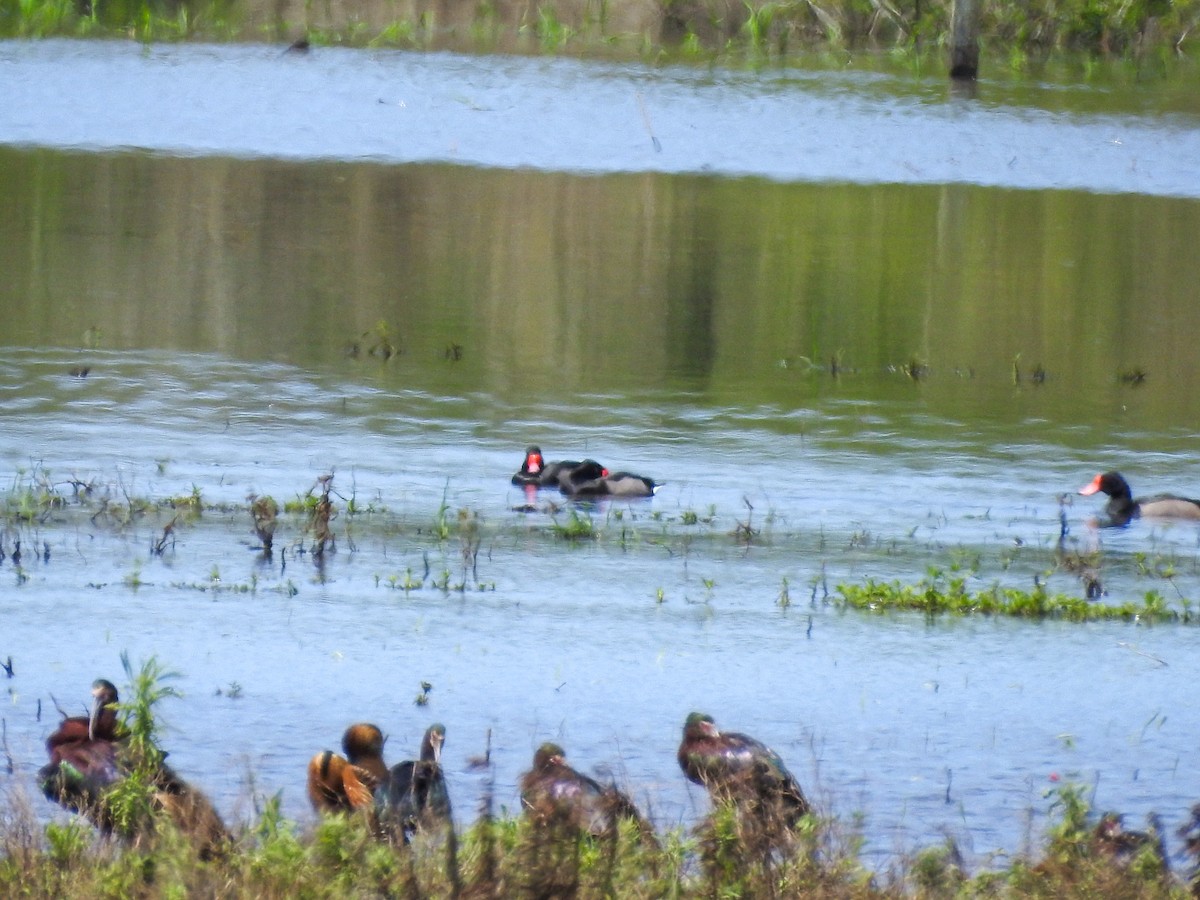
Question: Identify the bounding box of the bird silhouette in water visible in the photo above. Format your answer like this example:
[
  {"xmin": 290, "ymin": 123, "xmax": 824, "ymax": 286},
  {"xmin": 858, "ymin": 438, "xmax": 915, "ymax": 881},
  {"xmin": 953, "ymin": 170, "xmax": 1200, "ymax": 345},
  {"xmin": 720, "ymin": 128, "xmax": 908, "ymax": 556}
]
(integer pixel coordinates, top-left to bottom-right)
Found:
[
  {"xmin": 39, "ymin": 678, "xmax": 229, "ymax": 858},
  {"xmin": 306, "ymin": 723, "xmax": 389, "ymax": 814},
  {"xmin": 381, "ymin": 723, "xmax": 452, "ymax": 842},
  {"xmin": 678, "ymin": 712, "xmax": 810, "ymax": 829},
  {"xmin": 520, "ymin": 742, "xmax": 657, "ymax": 846}
]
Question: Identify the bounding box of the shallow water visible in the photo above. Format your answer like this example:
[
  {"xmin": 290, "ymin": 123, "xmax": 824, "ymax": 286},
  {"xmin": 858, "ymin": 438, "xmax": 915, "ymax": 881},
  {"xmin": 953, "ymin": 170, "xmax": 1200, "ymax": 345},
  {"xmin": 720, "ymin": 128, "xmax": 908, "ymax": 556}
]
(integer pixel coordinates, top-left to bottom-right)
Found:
[
  {"xmin": 2, "ymin": 39, "xmax": 1200, "ymax": 195},
  {"xmin": 2, "ymin": 38, "xmax": 1200, "ymax": 872},
  {"xmin": 5, "ymin": 347, "xmax": 1200, "ymax": 870}
]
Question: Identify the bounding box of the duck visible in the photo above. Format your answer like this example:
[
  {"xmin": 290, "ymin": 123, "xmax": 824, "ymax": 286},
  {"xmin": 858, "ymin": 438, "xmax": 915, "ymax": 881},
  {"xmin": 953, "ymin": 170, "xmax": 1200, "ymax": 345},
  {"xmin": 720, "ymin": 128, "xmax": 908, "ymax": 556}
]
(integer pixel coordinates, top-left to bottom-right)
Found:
[
  {"xmin": 46, "ymin": 678, "xmax": 123, "ymax": 749},
  {"xmin": 559, "ymin": 460, "xmax": 658, "ymax": 498},
  {"xmin": 519, "ymin": 742, "xmax": 656, "ymax": 844},
  {"xmin": 381, "ymin": 723, "xmax": 451, "ymax": 841},
  {"xmin": 1093, "ymin": 812, "xmax": 1167, "ymax": 871},
  {"xmin": 307, "ymin": 723, "xmax": 389, "ymax": 814},
  {"xmin": 677, "ymin": 712, "xmax": 810, "ymax": 827},
  {"xmin": 512, "ymin": 446, "xmax": 598, "ymax": 489},
  {"xmin": 1078, "ymin": 471, "xmax": 1200, "ymax": 527},
  {"xmin": 39, "ymin": 678, "xmax": 229, "ymax": 858},
  {"xmin": 40, "ymin": 679, "xmax": 124, "ymax": 820}
]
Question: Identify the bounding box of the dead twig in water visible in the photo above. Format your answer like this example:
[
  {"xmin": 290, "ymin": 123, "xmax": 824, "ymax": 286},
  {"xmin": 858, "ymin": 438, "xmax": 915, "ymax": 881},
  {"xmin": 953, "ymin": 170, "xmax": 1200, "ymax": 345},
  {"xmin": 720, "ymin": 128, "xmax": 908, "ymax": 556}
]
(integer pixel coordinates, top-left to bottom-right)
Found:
[
  {"xmin": 1, "ymin": 719, "xmax": 13, "ymax": 774},
  {"xmin": 310, "ymin": 474, "xmax": 337, "ymax": 557},
  {"xmin": 635, "ymin": 91, "xmax": 661, "ymax": 153},
  {"xmin": 152, "ymin": 515, "xmax": 179, "ymax": 556},
  {"xmin": 733, "ymin": 497, "xmax": 758, "ymax": 545},
  {"xmin": 1117, "ymin": 643, "xmax": 1168, "ymax": 667},
  {"xmin": 48, "ymin": 693, "xmax": 70, "ymax": 719}
]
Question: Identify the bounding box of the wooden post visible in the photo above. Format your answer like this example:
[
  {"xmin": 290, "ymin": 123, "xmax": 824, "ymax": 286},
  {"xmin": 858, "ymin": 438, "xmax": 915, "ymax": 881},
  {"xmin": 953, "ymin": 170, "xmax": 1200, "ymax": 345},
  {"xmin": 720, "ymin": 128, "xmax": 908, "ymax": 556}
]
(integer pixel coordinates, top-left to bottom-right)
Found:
[{"xmin": 949, "ymin": 0, "xmax": 981, "ymax": 79}]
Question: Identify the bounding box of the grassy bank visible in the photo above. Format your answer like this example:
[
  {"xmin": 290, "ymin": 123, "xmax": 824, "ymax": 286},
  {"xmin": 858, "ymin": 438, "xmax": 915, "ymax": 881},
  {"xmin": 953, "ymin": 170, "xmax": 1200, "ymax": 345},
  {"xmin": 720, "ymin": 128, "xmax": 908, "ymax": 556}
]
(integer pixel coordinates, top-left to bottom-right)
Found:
[
  {"xmin": 0, "ymin": 0, "xmax": 1197, "ymax": 73},
  {"xmin": 2, "ymin": 775, "xmax": 1193, "ymax": 897}
]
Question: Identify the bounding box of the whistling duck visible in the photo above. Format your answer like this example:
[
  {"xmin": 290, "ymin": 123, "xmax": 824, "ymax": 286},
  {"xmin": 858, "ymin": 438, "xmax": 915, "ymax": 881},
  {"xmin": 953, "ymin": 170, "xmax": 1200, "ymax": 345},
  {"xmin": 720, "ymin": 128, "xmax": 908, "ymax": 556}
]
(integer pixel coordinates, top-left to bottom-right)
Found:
[
  {"xmin": 39, "ymin": 678, "xmax": 229, "ymax": 858},
  {"xmin": 678, "ymin": 712, "xmax": 810, "ymax": 826},
  {"xmin": 1079, "ymin": 471, "xmax": 1200, "ymax": 527},
  {"xmin": 1093, "ymin": 812, "xmax": 1167, "ymax": 870},
  {"xmin": 307, "ymin": 723, "xmax": 389, "ymax": 813},
  {"xmin": 519, "ymin": 742, "xmax": 656, "ymax": 844},
  {"xmin": 40, "ymin": 680, "xmax": 124, "ymax": 820},
  {"xmin": 381, "ymin": 723, "xmax": 451, "ymax": 841}
]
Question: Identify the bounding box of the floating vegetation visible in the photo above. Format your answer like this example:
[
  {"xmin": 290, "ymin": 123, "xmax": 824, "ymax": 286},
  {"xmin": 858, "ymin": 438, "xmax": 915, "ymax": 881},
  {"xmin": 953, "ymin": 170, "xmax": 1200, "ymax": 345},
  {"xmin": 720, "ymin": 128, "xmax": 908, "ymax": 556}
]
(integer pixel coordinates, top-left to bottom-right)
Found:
[
  {"xmin": 5, "ymin": 466, "xmax": 1200, "ymax": 625},
  {"xmin": 552, "ymin": 508, "xmax": 596, "ymax": 541},
  {"xmin": 1119, "ymin": 367, "xmax": 1148, "ymax": 385},
  {"xmin": 413, "ymin": 680, "xmax": 432, "ymax": 707},
  {"xmin": 1011, "ymin": 353, "xmax": 1047, "ymax": 386},
  {"xmin": 346, "ymin": 320, "xmax": 401, "ymax": 361},
  {"xmin": 902, "ymin": 357, "xmax": 928, "ymax": 382},
  {"xmin": 836, "ymin": 570, "xmax": 1190, "ymax": 623}
]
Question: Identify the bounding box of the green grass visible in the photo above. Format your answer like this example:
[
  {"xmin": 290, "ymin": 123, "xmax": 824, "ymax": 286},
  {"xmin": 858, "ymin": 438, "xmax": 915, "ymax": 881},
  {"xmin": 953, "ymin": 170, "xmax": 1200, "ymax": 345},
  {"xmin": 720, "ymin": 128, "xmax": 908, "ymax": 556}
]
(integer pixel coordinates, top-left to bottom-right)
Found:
[
  {"xmin": 836, "ymin": 568, "xmax": 1192, "ymax": 622},
  {"xmin": 552, "ymin": 508, "xmax": 597, "ymax": 541},
  {"xmin": 4, "ymin": 775, "xmax": 1191, "ymax": 897}
]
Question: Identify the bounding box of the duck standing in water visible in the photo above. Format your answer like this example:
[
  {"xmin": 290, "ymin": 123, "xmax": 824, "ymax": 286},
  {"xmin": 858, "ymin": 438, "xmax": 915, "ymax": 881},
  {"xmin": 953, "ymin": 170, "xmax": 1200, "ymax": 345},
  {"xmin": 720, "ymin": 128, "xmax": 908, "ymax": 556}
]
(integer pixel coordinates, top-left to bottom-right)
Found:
[
  {"xmin": 382, "ymin": 723, "xmax": 452, "ymax": 842},
  {"xmin": 40, "ymin": 679, "xmax": 124, "ymax": 818},
  {"xmin": 678, "ymin": 712, "xmax": 810, "ymax": 827},
  {"xmin": 519, "ymin": 742, "xmax": 657, "ymax": 844},
  {"xmin": 1078, "ymin": 471, "xmax": 1200, "ymax": 527},
  {"xmin": 40, "ymin": 678, "xmax": 229, "ymax": 858},
  {"xmin": 307, "ymin": 723, "xmax": 390, "ymax": 814}
]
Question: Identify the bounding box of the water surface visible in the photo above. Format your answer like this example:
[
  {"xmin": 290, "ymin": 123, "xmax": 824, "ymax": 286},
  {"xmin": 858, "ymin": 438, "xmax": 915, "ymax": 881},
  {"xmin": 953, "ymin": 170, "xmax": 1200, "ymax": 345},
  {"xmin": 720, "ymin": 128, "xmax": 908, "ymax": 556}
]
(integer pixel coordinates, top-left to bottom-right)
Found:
[{"xmin": 2, "ymin": 39, "xmax": 1199, "ymax": 194}]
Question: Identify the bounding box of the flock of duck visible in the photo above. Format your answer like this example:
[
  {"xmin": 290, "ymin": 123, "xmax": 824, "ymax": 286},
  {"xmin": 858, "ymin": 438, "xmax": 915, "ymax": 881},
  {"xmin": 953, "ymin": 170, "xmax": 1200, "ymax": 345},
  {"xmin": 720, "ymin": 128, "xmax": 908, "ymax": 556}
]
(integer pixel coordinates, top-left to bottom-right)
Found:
[
  {"xmin": 38, "ymin": 678, "xmax": 808, "ymax": 854},
  {"xmin": 513, "ymin": 445, "xmax": 1200, "ymax": 529},
  {"xmin": 517, "ymin": 445, "xmax": 1200, "ymax": 531},
  {"xmin": 31, "ymin": 454, "xmax": 1200, "ymax": 861}
]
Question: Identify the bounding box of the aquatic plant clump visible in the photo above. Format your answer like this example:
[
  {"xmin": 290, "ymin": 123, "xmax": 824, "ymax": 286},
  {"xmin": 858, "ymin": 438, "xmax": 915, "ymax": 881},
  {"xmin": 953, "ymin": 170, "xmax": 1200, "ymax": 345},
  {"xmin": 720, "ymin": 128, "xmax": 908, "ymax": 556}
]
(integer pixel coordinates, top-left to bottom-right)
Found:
[{"xmin": 836, "ymin": 570, "xmax": 1190, "ymax": 623}]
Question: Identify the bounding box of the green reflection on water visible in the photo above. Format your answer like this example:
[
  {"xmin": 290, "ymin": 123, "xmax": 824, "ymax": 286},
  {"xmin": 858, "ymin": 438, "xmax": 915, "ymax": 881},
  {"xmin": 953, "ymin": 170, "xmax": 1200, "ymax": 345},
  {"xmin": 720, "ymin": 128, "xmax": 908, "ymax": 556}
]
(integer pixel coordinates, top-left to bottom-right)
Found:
[{"xmin": 1, "ymin": 145, "xmax": 1198, "ymax": 433}]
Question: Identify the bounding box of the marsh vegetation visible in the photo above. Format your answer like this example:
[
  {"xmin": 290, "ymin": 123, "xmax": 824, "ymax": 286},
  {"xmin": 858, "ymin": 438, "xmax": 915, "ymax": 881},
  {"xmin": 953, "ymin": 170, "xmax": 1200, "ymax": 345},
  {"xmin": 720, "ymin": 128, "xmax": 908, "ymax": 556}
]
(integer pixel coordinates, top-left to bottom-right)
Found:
[{"xmin": 2, "ymin": 0, "xmax": 1198, "ymax": 75}]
